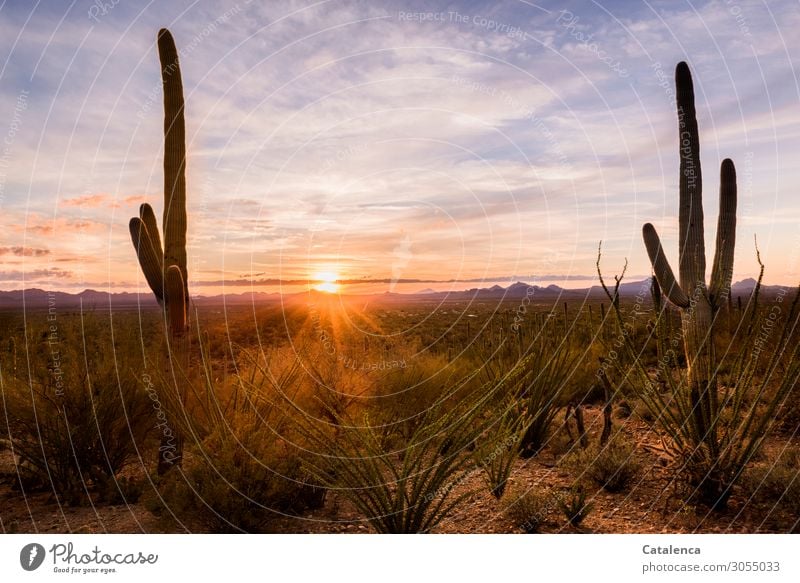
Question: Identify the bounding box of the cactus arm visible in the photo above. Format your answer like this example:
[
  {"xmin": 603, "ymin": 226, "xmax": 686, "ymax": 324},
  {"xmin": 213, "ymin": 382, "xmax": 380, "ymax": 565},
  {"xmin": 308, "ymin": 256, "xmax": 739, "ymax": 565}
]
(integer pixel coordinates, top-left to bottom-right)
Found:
[
  {"xmin": 709, "ymin": 158, "xmax": 737, "ymax": 307},
  {"xmin": 675, "ymin": 61, "xmax": 706, "ymax": 292},
  {"xmin": 643, "ymin": 223, "xmax": 690, "ymax": 308},
  {"xmin": 129, "ymin": 217, "xmax": 165, "ymax": 303},
  {"xmin": 165, "ymin": 265, "xmax": 187, "ymax": 335},
  {"xmin": 157, "ymin": 28, "xmax": 188, "ymax": 300},
  {"xmin": 138, "ymin": 203, "xmax": 163, "ymax": 262}
]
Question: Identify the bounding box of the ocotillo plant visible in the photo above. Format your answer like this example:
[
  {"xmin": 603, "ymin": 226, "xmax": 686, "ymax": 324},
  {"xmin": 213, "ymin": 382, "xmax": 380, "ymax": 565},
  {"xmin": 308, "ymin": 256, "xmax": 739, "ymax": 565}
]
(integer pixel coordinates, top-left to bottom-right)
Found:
[
  {"xmin": 129, "ymin": 29, "xmax": 189, "ymax": 474},
  {"xmin": 641, "ymin": 61, "xmax": 736, "ymax": 460}
]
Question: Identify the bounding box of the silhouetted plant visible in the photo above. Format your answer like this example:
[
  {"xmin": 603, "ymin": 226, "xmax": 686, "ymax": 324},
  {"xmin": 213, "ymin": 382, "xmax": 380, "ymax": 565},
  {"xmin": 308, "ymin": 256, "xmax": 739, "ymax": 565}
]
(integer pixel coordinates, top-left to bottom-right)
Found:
[{"xmin": 128, "ymin": 28, "xmax": 191, "ymax": 475}]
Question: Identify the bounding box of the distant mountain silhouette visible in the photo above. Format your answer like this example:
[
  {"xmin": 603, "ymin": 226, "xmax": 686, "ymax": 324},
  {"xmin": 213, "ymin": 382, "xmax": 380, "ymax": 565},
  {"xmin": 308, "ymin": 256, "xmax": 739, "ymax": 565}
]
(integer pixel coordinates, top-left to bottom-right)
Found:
[{"xmin": 0, "ymin": 278, "xmax": 789, "ymax": 310}]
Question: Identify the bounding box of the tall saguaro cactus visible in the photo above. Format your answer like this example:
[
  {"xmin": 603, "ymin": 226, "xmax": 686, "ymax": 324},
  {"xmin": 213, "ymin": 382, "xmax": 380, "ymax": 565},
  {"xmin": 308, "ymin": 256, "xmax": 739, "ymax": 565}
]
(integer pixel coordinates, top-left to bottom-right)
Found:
[
  {"xmin": 129, "ymin": 28, "xmax": 189, "ymax": 474},
  {"xmin": 641, "ymin": 62, "xmax": 737, "ymax": 496},
  {"xmin": 129, "ymin": 28, "xmax": 189, "ymax": 336}
]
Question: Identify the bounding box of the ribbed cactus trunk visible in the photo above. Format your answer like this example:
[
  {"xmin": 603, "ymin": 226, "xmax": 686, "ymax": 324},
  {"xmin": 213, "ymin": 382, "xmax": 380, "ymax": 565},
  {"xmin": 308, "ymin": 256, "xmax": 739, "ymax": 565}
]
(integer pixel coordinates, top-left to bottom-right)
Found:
[
  {"xmin": 161, "ymin": 28, "xmax": 189, "ymax": 322},
  {"xmin": 642, "ymin": 62, "xmax": 737, "ymax": 507},
  {"xmin": 129, "ymin": 29, "xmax": 189, "ymax": 475},
  {"xmin": 676, "ymin": 62, "xmax": 715, "ymax": 454}
]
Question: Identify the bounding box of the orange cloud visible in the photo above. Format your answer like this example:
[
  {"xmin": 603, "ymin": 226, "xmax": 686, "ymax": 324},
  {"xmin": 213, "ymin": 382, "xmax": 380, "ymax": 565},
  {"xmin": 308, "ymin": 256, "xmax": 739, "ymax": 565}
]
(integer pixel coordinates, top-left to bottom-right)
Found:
[
  {"xmin": 60, "ymin": 193, "xmax": 110, "ymax": 208},
  {"xmin": 13, "ymin": 215, "xmax": 107, "ymax": 236}
]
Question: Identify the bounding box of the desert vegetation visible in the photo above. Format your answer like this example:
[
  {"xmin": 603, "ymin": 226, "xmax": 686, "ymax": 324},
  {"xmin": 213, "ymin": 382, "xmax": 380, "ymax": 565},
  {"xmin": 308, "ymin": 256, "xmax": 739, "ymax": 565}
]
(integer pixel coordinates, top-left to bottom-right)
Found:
[{"xmin": 1, "ymin": 31, "xmax": 799, "ymax": 535}]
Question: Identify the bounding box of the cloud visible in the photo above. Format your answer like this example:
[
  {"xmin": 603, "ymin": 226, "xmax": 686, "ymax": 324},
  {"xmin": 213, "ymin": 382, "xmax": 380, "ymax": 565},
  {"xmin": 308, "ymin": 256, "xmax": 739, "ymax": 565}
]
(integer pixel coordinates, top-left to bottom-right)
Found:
[
  {"xmin": 14, "ymin": 215, "xmax": 109, "ymax": 236},
  {"xmin": 60, "ymin": 193, "xmax": 110, "ymax": 208},
  {"xmin": 0, "ymin": 268, "xmax": 73, "ymax": 282},
  {"xmin": 0, "ymin": 246, "xmax": 50, "ymax": 257}
]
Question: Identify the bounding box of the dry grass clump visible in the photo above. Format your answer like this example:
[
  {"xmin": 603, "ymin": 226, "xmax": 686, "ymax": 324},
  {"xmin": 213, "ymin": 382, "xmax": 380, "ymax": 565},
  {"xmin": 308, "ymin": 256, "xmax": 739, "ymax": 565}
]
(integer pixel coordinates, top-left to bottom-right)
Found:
[{"xmin": 502, "ymin": 485, "xmax": 553, "ymax": 533}]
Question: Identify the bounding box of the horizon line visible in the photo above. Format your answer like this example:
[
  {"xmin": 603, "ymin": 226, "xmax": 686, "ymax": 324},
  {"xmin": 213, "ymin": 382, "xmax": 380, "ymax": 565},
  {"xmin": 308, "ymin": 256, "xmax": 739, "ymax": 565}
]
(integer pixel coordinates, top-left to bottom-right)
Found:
[{"xmin": 0, "ymin": 275, "xmax": 787, "ymax": 299}]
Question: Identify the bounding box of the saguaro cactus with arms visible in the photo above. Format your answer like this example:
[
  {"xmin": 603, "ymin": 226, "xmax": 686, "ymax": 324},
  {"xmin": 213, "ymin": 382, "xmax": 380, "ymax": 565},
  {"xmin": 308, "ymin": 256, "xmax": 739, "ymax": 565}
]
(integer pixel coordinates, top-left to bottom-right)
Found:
[
  {"xmin": 641, "ymin": 61, "xmax": 737, "ymax": 503},
  {"xmin": 129, "ymin": 28, "xmax": 189, "ymax": 474}
]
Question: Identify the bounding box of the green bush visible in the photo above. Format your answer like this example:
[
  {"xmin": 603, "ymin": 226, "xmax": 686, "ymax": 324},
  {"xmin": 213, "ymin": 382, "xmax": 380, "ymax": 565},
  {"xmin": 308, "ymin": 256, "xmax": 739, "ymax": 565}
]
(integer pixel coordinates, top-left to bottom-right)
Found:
[
  {"xmin": 141, "ymin": 345, "xmax": 327, "ymax": 532},
  {"xmin": 564, "ymin": 437, "xmax": 641, "ymax": 493},
  {"xmin": 503, "ymin": 485, "xmax": 552, "ymax": 533},
  {"xmin": 146, "ymin": 413, "xmax": 324, "ymax": 532},
  {"xmin": 370, "ymin": 354, "xmax": 463, "ymax": 443},
  {"xmin": 1, "ymin": 315, "xmax": 152, "ymax": 505},
  {"xmin": 97, "ymin": 476, "xmax": 144, "ymax": 505},
  {"xmin": 546, "ymin": 425, "xmax": 577, "ymax": 458}
]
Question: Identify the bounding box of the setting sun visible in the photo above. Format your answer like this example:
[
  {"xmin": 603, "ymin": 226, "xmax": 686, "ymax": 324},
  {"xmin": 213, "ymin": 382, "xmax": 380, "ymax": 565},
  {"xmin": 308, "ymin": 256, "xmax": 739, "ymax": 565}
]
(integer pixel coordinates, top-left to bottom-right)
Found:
[{"xmin": 312, "ymin": 271, "xmax": 341, "ymax": 293}]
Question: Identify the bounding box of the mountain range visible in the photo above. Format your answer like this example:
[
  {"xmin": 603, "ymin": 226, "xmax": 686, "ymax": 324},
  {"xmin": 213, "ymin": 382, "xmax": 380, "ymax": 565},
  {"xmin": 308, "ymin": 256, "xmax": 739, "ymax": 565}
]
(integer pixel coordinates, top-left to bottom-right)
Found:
[{"xmin": 0, "ymin": 278, "xmax": 787, "ymax": 310}]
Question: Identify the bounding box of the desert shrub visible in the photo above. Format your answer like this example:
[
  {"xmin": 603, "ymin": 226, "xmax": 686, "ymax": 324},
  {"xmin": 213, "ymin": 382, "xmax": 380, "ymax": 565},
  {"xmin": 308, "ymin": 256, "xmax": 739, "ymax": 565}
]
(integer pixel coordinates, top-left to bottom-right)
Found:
[
  {"xmin": 303, "ymin": 388, "xmax": 496, "ymax": 533},
  {"xmin": 632, "ymin": 399, "xmax": 655, "ymax": 423},
  {"xmin": 461, "ymin": 316, "xmax": 578, "ymax": 459},
  {"xmin": 0, "ymin": 314, "xmax": 152, "ymax": 505},
  {"xmin": 563, "ymin": 436, "xmax": 641, "ymax": 493},
  {"xmin": 141, "ymin": 345, "xmax": 326, "ymax": 532},
  {"xmin": 97, "ymin": 476, "xmax": 144, "ymax": 505},
  {"xmin": 742, "ymin": 448, "xmax": 800, "ymax": 522},
  {"xmin": 616, "ymin": 399, "xmax": 633, "ymax": 418},
  {"xmin": 370, "ymin": 353, "xmax": 464, "ymax": 443},
  {"xmin": 510, "ymin": 342, "xmax": 574, "ymax": 458},
  {"xmin": 305, "ymin": 357, "xmax": 366, "ymax": 427},
  {"xmin": 503, "ymin": 485, "xmax": 552, "ymax": 533},
  {"xmin": 556, "ymin": 485, "xmax": 594, "ymax": 528},
  {"xmin": 777, "ymin": 399, "xmax": 800, "ymax": 436},
  {"xmin": 147, "ymin": 413, "xmax": 323, "ymax": 532},
  {"xmin": 546, "ymin": 424, "xmax": 576, "ymax": 458},
  {"xmin": 154, "ymin": 341, "xmax": 303, "ymax": 447}
]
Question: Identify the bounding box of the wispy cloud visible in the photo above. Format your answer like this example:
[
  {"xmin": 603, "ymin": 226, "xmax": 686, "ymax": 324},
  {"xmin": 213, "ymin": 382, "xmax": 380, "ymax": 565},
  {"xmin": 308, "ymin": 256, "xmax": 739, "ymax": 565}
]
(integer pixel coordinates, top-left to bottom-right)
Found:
[
  {"xmin": 0, "ymin": 268, "xmax": 72, "ymax": 282},
  {"xmin": 60, "ymin": 193, "xmax": 111, "ymax": 207},
  {"xmin": 0, "ymin": 246, "xmax": 50, "ymax": 257}
]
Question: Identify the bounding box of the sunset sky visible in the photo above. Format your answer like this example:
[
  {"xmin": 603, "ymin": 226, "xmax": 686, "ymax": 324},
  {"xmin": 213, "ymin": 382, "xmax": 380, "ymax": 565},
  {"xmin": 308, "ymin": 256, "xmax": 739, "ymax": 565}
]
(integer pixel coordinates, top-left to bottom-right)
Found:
[{"xmin": 1, "ymin": 0, "xmax": 799, "ymax": 295}]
